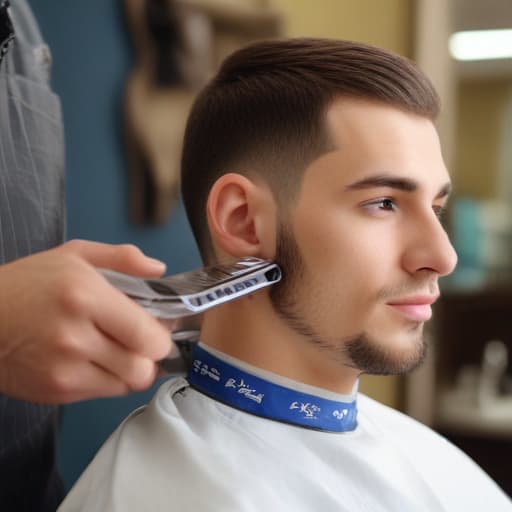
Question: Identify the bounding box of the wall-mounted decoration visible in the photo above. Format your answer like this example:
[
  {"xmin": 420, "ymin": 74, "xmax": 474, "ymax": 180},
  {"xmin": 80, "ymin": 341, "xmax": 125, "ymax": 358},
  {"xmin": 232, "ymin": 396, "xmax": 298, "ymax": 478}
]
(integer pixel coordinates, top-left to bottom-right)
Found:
[{"xmin": 123, "ymin": 0, "xmax": 281, "ymax": 224}]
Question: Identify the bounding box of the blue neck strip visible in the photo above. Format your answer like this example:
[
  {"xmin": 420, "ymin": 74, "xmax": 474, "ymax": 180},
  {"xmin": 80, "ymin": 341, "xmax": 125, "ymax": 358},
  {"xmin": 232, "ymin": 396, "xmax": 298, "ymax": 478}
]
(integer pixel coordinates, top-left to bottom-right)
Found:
[{"xmin": 187, "ymin": 344, "xmax": 358, "ymax": 433}]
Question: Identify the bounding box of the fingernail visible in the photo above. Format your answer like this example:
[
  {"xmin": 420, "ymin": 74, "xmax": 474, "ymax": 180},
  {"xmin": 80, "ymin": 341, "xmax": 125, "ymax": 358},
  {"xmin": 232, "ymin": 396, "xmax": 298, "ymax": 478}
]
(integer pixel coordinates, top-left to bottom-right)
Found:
[
  {"xmin": 167, "ymin": 343, "xmax": 180, "ymax": 359},
  {"xmin": 147, "ymin": 258, "xmax": 166, "ymax": 272}
]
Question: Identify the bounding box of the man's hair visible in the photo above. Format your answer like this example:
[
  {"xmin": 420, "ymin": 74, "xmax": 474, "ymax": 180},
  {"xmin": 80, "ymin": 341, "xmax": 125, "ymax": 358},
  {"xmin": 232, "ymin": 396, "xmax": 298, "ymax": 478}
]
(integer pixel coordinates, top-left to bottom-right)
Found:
[{"xmin": 181, "ymin": 38, "xmax": 440, "ymax": 261}]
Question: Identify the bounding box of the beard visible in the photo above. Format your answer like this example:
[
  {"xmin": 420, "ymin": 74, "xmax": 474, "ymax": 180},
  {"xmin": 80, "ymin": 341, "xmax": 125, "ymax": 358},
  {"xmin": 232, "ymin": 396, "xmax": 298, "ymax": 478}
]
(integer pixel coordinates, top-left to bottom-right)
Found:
[
  {"xmin": 343, "ymin": 330, "xmax": 427, "ymax": 375},
  {"xmin": 269, "ymin": 223, "xmax": 428, "ymax": 376}
]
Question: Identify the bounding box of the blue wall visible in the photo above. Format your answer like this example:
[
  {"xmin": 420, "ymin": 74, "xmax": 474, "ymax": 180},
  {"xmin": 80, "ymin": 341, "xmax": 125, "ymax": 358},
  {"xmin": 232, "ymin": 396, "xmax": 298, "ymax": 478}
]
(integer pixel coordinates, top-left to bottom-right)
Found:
[{"xmin": 29, "ymin": 0, "xmax": 202, "ymax": 489}]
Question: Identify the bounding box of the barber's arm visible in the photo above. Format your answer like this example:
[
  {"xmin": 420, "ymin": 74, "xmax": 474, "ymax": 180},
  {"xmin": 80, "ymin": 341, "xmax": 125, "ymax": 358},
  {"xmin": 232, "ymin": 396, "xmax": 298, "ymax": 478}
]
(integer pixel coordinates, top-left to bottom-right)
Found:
[{"xmin": 0, "ymin": 239, "xmax": 176, "ymax": 404}]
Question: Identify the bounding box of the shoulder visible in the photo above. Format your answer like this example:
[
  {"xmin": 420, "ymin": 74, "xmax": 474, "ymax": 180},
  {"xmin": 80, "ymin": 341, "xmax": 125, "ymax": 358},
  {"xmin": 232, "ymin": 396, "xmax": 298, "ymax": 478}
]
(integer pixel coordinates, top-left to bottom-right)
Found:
[
  {"xmin": 59, "ymin": 377, "xmax": 247, "ymax": 511},
  {"xmin": 357, "ymin": 393, "xmax": 511, "ymax": 507},
  {"xmin": 357, "ymin": 391, "xmax": 467, "ymax": 458},
  {"xmin": 357, "ymin": 392, "xmax": 436, "ymax": 435}
]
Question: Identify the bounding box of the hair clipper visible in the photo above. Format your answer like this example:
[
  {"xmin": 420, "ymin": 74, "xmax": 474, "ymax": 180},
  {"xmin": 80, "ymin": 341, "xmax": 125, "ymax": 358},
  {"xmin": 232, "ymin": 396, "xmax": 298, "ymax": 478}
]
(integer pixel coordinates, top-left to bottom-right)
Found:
[{"xmin": 99, "ymin": 257, "xmax": 282, "ymax": 373}]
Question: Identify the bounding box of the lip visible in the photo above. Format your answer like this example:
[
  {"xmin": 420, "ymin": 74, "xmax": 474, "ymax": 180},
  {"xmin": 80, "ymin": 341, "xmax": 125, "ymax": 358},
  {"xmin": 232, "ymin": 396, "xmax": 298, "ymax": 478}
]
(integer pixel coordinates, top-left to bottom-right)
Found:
[{"xmin": 387, "ymin": 295, "xmax": 439, "ymax": 322}]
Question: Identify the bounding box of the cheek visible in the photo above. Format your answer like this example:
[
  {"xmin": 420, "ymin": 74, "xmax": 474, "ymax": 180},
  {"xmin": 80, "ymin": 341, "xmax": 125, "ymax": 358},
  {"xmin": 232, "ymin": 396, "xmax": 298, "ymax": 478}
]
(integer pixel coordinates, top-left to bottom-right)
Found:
[
  {"xmin": 292, "ymin": 208, "xmax": 403, "ymax": 332},
  {"xmin": 294, "ymin": 209, "xmax": 395, "ymax": 289}
]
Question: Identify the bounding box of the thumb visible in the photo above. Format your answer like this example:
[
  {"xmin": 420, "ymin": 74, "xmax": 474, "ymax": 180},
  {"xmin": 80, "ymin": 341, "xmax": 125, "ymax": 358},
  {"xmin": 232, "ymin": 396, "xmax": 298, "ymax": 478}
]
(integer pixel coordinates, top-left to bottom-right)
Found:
[{"xmin": 60, "ymin": 239, "xmax": 166, "ymax": 277}]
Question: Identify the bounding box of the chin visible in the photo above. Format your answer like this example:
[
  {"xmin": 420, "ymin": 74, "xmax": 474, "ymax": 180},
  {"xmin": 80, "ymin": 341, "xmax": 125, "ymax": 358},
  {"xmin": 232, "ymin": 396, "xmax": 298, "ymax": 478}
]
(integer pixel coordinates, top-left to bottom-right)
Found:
[{"xmin": 344, "ymin": 328, "xmax": 428, "ymax": 376}]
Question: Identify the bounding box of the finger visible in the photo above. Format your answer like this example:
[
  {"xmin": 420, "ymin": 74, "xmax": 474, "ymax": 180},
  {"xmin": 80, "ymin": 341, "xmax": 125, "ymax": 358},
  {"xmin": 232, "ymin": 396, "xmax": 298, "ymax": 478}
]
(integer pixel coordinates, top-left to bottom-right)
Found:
[
  {"xmin": 68, "ymin": 365, "xmax": 131, "ymax": 403},
  {"xmin": 93, "ymin": 285, "xmax": 173, "ymax": 360},
  {"xmin": 48, "ymin": 362, "xmax": 130, "ymax": 404},
  {"xmin": 88, "ymin": 328, "xmax": 159, "ymax": 392},
  {"xmin": 61, "ymin": 239, "xmax": 166, "ymax": 277}
]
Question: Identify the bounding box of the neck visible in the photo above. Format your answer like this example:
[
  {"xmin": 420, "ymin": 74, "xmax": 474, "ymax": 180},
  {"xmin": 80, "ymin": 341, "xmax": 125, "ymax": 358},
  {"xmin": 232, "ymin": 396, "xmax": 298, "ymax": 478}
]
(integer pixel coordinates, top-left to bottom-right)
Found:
[{"xmin": 200, "ymin": 290, "xmax": 360, "ymax": 395}]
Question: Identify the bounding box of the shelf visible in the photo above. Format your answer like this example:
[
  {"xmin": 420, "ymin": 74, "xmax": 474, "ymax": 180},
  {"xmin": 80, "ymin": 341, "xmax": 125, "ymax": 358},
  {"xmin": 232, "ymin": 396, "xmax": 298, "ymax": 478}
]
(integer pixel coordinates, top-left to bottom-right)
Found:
[{"xmin": 436, "ymin": 389, "xmax": 512, "ymax": 439}]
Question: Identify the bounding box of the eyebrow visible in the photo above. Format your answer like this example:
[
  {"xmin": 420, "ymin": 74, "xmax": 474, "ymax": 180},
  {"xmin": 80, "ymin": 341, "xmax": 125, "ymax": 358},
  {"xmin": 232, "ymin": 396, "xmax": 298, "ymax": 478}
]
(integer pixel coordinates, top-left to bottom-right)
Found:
[{"xmin": 345, "ymin": 174, "xmax": 452, "ymax": 199}]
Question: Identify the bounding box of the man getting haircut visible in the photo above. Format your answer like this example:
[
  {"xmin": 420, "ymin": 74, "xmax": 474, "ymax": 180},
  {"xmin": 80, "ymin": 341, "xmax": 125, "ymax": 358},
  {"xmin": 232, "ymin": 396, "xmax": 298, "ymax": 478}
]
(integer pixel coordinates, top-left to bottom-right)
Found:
[{"xmin": 60, "ymin": 39, "xmax": 511, "ymax": 511}]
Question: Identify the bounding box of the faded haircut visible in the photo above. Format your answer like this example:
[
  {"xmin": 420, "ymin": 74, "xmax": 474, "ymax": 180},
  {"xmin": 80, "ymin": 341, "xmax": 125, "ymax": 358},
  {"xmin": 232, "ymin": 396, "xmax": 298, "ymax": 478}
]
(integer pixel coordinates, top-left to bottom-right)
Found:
[{"xmin": 180, "ymin": 38, "xmax": 440, "ymax": 262}]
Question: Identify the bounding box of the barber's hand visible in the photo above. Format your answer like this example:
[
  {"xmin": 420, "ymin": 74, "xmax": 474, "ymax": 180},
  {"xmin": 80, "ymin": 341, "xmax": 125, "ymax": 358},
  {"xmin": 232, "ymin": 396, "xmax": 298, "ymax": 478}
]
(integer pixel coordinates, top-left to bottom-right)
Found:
[{"xmin": 0, "ymin": 240, "xmax": 177, "ymax": 404}]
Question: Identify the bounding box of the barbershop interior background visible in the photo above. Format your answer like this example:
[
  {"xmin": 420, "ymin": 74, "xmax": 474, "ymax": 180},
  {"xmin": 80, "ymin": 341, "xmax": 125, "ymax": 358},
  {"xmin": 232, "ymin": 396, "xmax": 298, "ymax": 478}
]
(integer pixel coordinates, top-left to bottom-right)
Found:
[{"xmin": 28, "ymin": 0, "xmax": 512, "ymax": 494}]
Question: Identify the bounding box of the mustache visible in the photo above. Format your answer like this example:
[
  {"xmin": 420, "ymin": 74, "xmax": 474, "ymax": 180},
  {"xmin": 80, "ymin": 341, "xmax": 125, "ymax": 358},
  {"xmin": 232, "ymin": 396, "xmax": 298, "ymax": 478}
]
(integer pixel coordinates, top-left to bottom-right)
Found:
[{"xmin": 376, "ymin": 278, "xmax": 439, "ymax": 302}]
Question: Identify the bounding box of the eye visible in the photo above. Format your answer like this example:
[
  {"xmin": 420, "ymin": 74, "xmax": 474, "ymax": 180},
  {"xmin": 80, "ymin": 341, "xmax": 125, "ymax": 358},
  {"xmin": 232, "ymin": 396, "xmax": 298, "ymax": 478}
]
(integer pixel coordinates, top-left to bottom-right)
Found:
[{"xmin": 363, "ymin": 197, "xmax": 397, "ymax": 213}]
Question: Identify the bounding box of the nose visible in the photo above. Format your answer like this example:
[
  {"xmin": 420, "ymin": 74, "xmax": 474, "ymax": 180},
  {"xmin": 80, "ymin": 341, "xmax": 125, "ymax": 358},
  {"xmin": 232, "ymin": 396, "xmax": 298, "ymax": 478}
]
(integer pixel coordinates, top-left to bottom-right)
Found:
[{"xmin": 401, "ymin": 213, "xmax": 458, "ymax": 277}]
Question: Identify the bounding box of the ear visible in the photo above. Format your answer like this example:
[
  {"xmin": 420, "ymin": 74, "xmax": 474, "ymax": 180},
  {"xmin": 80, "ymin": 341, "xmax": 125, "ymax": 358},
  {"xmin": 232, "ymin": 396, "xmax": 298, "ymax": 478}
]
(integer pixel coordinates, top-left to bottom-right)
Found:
[{"xmin": 207, "ymin": 173, "xmax": 277, "ymax": 260}]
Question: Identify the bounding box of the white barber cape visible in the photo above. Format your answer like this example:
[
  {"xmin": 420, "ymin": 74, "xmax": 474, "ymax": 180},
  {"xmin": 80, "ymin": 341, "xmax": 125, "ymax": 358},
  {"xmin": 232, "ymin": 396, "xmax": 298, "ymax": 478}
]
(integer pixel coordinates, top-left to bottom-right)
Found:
[{"xmin": 59, "ymin": 345, "xmax": 511, "ymax": 512}]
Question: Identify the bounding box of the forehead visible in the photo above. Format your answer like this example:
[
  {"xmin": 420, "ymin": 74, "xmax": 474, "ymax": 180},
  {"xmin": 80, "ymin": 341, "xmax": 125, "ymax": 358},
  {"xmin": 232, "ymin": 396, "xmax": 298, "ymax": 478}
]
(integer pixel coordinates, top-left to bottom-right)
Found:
[{"xmin": 301, "ymin": 98, "xmax": 450, "ymax": 191}]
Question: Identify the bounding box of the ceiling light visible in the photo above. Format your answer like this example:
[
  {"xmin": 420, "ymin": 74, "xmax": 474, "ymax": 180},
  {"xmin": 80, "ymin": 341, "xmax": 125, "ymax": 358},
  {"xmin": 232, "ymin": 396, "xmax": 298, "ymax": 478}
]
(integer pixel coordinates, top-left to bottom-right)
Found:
[{"xmin": 449, "ymin": 29, "xmax": 512, "ymax": 61}]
